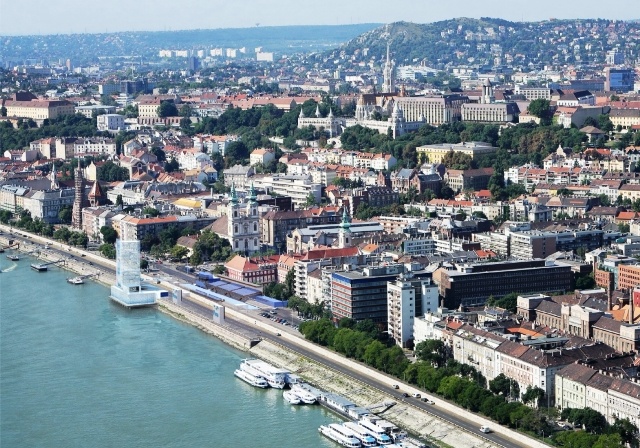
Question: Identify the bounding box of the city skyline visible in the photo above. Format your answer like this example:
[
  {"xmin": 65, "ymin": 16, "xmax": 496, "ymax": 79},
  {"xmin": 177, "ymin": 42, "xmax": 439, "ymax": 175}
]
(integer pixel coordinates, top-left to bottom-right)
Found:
[{"xmin": 0, "ymin": 0, "xmax": 638, "ymax": 36}]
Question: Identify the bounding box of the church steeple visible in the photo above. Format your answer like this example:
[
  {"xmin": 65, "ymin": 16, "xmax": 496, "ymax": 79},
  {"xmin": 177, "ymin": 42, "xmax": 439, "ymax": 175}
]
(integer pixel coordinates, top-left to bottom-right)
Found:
[
  {"xmin": 50, "ymin": 164, "xmax": 59, "ymax": 190},
  {"xmin": 315, "ymin": 104, "xmax": 321, "ymax": 118},
  {"xmin": 230, "ymin": 184, "xmax": 238, "ymax": 205},
  {"xmin": 382, "ymin": 42, "xmax": 396, "ymax": 94},
  {"xmin": 338, "ymin": 207, "xmax": 352, "ymax": 248},
  {"xmin": 248, "ymin": 182, "xmax": 257, "ymax": 203}
]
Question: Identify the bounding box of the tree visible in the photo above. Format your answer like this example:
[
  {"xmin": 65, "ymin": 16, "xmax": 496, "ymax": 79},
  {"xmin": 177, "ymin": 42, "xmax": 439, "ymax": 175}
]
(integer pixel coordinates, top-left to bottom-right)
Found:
[
  {"xmin": 165, "ymin": 158, "xmax": 180, "ymax": 173},
  {"xmin": 140, "ymin": 259, "xmax": 149, "ymax": 270},
  {"xmin": 304, "ymin": 192, "xmax": 317, "ymax": 207},
  {"xmin": 486, "ymin": 292, "xmax": 518, "ymax": 312},
  {"xmin": 142, "ymin": 206, "xmax": 160, "ymax": 217},
  {"xmin": 489, "ymin": 373, "xmax": 520, "ymax": 400},
  {"xmin": 179, "ymin": 104, "xmax": 193, "ymax": 117},
  {"xmin": 415, "ymin": 339, "xmax": 448, "ymax": 367},
  {"xmin": 157, "ymin": 100, "xmax": 179, "ymax": 117},
  {"xmin": 224, "ymin": 141, "xmax": 249, "ymax": 166},
  {"xmin": 611, "ymin": 418, "xmax": 639, "ymax": 448},
  {"xmin": 170, "ymin": 245, "xmax": 189, "ymax": 261},
  {"xmin": 528, "ymin": 99, "xmax": 552, "ymax": 125},
  {"xmin": 99, "ymin": 243, "xmax": 116, "ymax": 259},
  {"xmin": 442, "ymin": 150, "xmax": 472, "ymax": 170},
  {"xmin": 522, "ymin": 386, "xmax": 545, "ymax": 407},
  {"xmin": 100, "ymin": 226, "xmax": 118, "ymax": 245},
  {"xmin": 0, "ymin": 106, "xmax": 6, "ymax": 117},
  {"xmin": 57, "ymin": 206, "xmax": 72, "ymax": 224}
]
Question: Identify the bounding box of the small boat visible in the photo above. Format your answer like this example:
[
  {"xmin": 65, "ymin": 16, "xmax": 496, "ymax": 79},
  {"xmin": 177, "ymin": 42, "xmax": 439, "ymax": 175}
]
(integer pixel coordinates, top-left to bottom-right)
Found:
[
  {"xmin": 6, "ymin": 254, "xmax": 19, "ymax": 261},
  {"xmin": 283, "ymin": 390, "xmax": 302, "ymax": 405},
  {"xmin": 234, "ymin": 369, "xmax": 268, "ymax": 388},
  {"xmin": 67, "ymin": 277, "xmax": 85, "ymax": 285},
  {"xmin": 291, "ymin": 384, "xmax": 318, "ymax": 404}
]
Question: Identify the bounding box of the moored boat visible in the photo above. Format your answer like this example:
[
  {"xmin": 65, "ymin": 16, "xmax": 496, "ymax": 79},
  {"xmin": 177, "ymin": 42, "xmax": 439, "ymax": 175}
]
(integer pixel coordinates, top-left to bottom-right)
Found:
[
  {"xmin": 233, "ymin": 368, "xmax": 268, "ymax": 388},
  {"xmin": 342, "ymin": 422, "xmax": 378, "ymax": 447},
  {"xmin": 6, "ymin": 254, "xmax": 19, "ymax": 261},
  {"xmin": 291, "ymin": 384, "xmax": 318, "ymax": 404},
  {"xmin": 283, "ymin": 390, "xmax": 302, "ymax": 405},
  {"xmin": 319, "ymin": 424, "xmax": 362, "ymax": 447},
  {"xmin": 239, "ymin": 358, "xmax": 288, "ymax": 389},
  {"xmin": 67, "ymin": 276, "xmax": 84, "ymax": 284}
]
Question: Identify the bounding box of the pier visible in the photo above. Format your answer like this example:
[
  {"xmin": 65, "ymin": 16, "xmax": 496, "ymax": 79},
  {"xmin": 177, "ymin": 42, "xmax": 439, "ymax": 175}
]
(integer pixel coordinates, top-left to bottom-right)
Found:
[
  {"xmin": 31, "ymin": 259, "xmax": 66, "ymax": 271},
  {"xmin": 0, "ymin": 241, "xmax": 19, "ymax": 253}
]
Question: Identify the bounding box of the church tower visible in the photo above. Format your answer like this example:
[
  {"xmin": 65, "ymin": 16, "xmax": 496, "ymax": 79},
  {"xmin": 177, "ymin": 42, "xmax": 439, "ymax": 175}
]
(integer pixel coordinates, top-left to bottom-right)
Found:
[
  {"xmin": 228, "ymin": 184, "xmax": 240, "ymax": 246},
  {"xmin": 50, "ymin": 164, "xmax": 59, "ymax": 190},
  {"xmin": 481, "ymin": 78, "xmax": 495, "ymax": 104},
  {"xmin": 338, "ymin": 207, "xmax": 352, "ymax": 249},
  {"xmin": 382, "ymin": 43, "xmax": 396, "ymax": 94},
  {"xmin": 72, "ymin": 167, "xmax": 88, "ymax": 229}
]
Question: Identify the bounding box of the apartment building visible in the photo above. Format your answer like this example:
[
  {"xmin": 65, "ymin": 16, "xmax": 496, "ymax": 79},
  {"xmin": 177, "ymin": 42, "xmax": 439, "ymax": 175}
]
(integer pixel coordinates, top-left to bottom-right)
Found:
[
  {"xmin": 331, "ymin": 264, "xmax": 405, "ymax": 326},
  {"xmin": 433, "ymin": 259, "xmax": 573, "ymax": 308},
  {"xmin": 444, "ymin": 168, "xmax": 494, "ymax": 192},
  {"xmin": 556, "ymin": 363, "xmax": 640, "ymax": 429},
  {"xmin": 387, "ymin": 277, "xmax": 438, "ymax": 348}
]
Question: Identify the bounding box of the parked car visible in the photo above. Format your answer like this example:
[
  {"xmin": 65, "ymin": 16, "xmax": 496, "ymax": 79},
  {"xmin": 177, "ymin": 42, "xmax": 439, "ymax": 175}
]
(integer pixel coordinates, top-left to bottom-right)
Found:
[{"xmin": 392, "ymin": 384, "xmax": 399, "ymax": 389}]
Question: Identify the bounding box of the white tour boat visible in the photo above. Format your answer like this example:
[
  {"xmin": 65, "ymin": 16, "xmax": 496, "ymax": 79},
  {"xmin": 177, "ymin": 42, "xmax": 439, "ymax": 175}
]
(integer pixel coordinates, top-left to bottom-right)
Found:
[
  {"xmin": 318, "ymin": 424, "xmax": 362, "ymax": 447},
  {"xmin": 342, "ymin": 422, "xmax": 378, "ymax": 447},
  {"xmin": 290, "ymin": 384, "xmax": 318, "ymax": 404},
  {"xmin": 239, "ymin": 359, "xmax": 288, "ymax": 389},
  {"xmin": 283, "ymin": 390, "xmax": 302, "ymax": 405},
  {"xmin": 233, "ymin": 368, "xmax": 269, "ymax": 388}
]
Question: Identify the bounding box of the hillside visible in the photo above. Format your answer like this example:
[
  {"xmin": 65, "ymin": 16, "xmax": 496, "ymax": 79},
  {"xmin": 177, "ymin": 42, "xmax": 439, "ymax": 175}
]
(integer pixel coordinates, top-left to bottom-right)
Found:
[
  {"xmin": 322, "ymin": 18, "xmax": 640, "ymax": 69},
  {"xmin": 0, "ymin": 24, "xmax": 380, "ymax": 64}
]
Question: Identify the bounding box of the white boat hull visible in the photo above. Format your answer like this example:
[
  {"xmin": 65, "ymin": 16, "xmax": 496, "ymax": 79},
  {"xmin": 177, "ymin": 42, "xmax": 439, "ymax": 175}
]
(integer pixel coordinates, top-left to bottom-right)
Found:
[{"xmin": 234, "ymin": 369, "xmax": 268, "ymax": 388}]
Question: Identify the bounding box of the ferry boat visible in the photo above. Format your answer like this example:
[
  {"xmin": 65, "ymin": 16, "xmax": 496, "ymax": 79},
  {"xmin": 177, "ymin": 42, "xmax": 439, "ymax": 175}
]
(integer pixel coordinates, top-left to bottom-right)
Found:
[
  {"xmin": 67, "ymin": 276, "xmax": 84, "ymax": 284},
  {"xmin": 233, "ymin": 369, "xmax": 268, "ymax": 388},
  {"xmin": 357, "ymin": 418, "xmax": 393, "ymax": 445},
  {"xmin": 283, "ymin": 390, "xmax": 302, "ymax": 405},
  {"xmin": 342, "ymin": 422, "xmax": 378, "ymax": 447},
  {"xmin": 318, "ymin": 424, "xmax": 362, "ymax": 447},
  {"xmin": 239, "ymin": 359, "xmax": 288, "ymax": 389},
  {"xmin": 6, "ymin": 254, "xmax": 19, "ymax": 261},
  {"xmin": 291, "ymin": 384, "xmax": 318, "ymax": 404}
]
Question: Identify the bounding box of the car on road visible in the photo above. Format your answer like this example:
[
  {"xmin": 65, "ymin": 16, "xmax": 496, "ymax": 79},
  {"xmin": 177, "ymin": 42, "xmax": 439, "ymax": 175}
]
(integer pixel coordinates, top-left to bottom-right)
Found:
[
  {"xmin": 392, "ymin": 384, "xmax": 399, "ymax": 389},
  {"xmin": 276, "ymin": 332, "xmax": 281, "ymax": 336},
  {"xmin": 402, "ymin": 393, "xmax": 409, "ymax": 398},
  {"xmin": 421, "ymin": 398, "xmax": 435, "ymax": 404},
  {"xmin": 412, "ymin": 393, "xmax": 421, "ymax": 398},
  {"xmin": 479, "ymin": 426, "xmax": 491, "ymax": 433}
]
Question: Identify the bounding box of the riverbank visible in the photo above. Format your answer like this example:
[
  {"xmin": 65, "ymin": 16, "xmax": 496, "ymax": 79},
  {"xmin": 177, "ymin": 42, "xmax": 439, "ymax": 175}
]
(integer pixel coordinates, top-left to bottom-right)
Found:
[{"xmin": 0, "ymin": 228, "xmax": 545, "ymax": 448}]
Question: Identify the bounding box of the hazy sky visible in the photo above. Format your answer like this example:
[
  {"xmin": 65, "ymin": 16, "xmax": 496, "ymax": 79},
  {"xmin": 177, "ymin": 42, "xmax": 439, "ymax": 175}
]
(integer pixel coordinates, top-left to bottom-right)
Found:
[{"xmin": 0, "ymin": 0, "xmax": 637, "ymax": 35}]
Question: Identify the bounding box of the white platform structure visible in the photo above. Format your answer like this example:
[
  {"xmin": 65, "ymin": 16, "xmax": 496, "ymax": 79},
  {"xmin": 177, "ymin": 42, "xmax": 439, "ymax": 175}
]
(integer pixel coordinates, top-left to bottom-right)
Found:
[{"xmin": 110, "ymin": 239, "xmax": 162, "ymax": 307}]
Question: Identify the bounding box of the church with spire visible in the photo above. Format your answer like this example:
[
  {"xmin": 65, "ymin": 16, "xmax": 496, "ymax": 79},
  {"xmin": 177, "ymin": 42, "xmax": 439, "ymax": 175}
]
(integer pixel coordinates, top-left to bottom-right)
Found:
[{"xmin": 226, "ymin": 183, "xmax": 261, "ymax": 255}]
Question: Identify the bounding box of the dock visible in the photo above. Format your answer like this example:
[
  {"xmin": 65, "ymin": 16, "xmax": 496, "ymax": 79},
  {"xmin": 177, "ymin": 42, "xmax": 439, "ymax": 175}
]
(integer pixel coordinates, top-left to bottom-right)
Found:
[{"xmin": 31, "ymin": 259, "xmax": 66, "ymax": 271}]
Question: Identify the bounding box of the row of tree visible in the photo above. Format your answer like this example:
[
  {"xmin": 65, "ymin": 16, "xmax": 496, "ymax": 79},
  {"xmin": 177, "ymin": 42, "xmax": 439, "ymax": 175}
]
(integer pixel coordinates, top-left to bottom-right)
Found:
[{"xmin": 298, "ymin": 319, "xmax": 638, "ymax": 447}]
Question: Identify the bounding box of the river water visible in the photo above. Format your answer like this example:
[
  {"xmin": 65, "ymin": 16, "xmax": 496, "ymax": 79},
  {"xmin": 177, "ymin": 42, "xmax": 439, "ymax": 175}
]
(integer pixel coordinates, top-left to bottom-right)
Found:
[{"xmin": 0, "ymin": 256, "xmax": 342, "ymax": 447}]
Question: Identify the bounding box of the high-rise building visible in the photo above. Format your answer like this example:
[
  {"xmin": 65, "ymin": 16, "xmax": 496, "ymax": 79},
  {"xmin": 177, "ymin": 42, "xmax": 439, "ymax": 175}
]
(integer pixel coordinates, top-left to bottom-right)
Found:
[{"xmin": 605, "ymin": 68, "xmax": 634, "ymax": 93}]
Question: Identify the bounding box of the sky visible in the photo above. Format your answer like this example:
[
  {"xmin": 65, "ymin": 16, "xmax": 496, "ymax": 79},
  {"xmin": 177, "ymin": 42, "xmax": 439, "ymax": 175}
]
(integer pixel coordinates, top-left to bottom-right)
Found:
[{"xmin": 0, "ymin": 0, "xmax": 638, "ymax": 35}]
